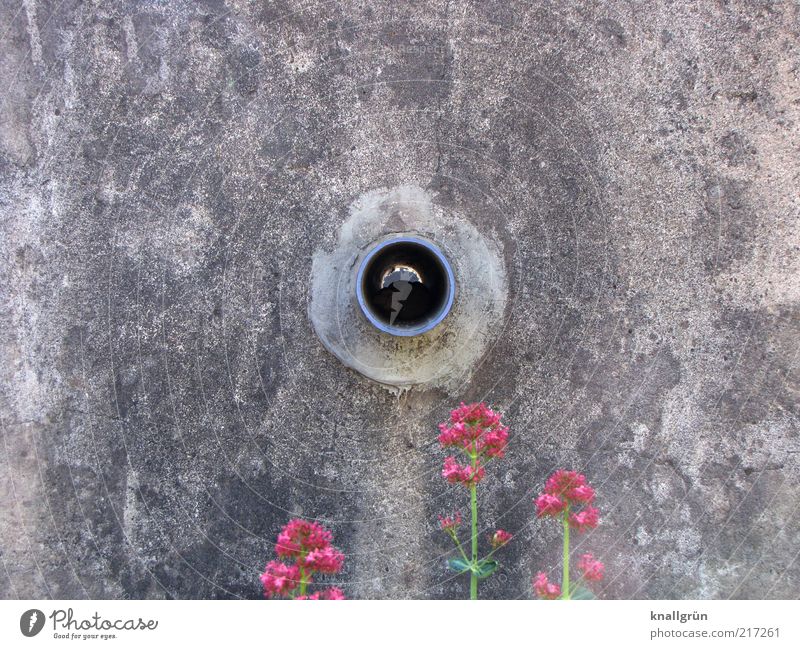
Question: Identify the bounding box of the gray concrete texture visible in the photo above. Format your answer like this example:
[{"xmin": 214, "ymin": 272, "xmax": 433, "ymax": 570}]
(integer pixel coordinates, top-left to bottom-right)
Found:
[{"xmin": 1, "ymin": 0, "xmax": 798, "ymax": 599}]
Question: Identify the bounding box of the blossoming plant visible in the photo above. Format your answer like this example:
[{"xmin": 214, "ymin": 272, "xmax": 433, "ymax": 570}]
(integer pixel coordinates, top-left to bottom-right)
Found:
[
  {"xmin": 259, "ymin": 518, "xmax": 346, "ymax": 600},
  {"xmin": 438, "ymin": 402, "xmax": 512, "ymax": 599},
  {"xmin": 533, "ymin": 470, "xmax": 605, "ymax": 600}
]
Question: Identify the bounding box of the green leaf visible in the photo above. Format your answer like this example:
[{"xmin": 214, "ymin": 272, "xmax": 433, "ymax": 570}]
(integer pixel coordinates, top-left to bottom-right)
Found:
[
  {"xmin": 570, "ymin": 585, "xmax": 597, "ymax": 600},
  {"xmin": 447, "ymin": 558, "xmax": 471, "ymax": 573},
  {"xmin": 473, "ymin": 559, "xmax": 498, "ymax": 579}
]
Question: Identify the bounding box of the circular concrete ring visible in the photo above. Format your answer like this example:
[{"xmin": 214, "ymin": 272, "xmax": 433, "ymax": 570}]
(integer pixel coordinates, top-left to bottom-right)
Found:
[{"xmin": 309, "ymin": 185, "xmax": 507, "ymax": 391}]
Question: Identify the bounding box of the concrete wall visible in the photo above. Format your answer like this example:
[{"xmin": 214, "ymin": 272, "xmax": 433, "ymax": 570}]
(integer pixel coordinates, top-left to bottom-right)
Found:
[{"xmin": 1, "ymin": 0, "xmax": 798, "ymax": 599}]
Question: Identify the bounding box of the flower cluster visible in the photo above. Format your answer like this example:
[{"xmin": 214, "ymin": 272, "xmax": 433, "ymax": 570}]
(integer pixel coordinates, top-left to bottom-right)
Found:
[
  {"xmin": 260, "ymin": 560, "xmax": 300, "ymax": 598},
  {"xmin": 577, "ymin": 553, "xmax": 605, "ymax": 582},
  {"xmin": 534, "ymin": 469, "xmax": 599, "ymax": 532},
  {"xmin": 570, "ymin": 506, "xmax": 600, "ymax": 532},
  {"xmin": 533, "ymin": 572, "xmax": 561, "ymax": 600},
  {"xmin": 438, "ymin": 402, "xmax": 509, "ymax": 487},
  {"xmin": 490, "ymin": 529, "xmax": 513, "ymax": 549},
  {"xmin": 276, "ymin": 518, "xmax": 334, "ymax": 557},
  {"xmin": 303, "ymin": 545, "xmax": 345, "ymax": 573},
  {"xmin": 533, "ymin": 470, "xmax": 605, "ymax": 600},
  {"xmin": 438, "ymin": 511, "xmax": 462, "ymax": 533},
  {"xmin": 296, "ymin": 587, "xmax": 346, "ymax": 600},
  {"xmin": 260, "ymin": 518, "xmax": 345, "ymax": 599},
  {"xmin": 442, "ymin": 456, "xmax": 485, "ymax": 486},
  {"xmin": 438, "ymin": 403, "xmax": 512, "ymax": 600}
]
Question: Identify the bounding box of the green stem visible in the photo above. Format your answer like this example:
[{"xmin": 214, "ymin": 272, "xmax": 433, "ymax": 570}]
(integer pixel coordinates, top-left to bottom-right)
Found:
[
  {"xmin": 299, "ymin": 565, "xmax": 308, "ymax": 598},
  {"xmin": 470, "ymin": 455, "xmax": 479, "ymax": 600},
  {"xmin": 483, "ymin": 546, "xmax": 500, "ymax": 560},
  {"xmin": 562, "ymin": 509, "xmax": 570, "ymax": 600},
  {"xmin": 298, "ymin": 551, "xmax": 309, "ymax": 598},
  {"xmin": 452, "ymin": 534, "xmax": 471, "ymax": 564}
]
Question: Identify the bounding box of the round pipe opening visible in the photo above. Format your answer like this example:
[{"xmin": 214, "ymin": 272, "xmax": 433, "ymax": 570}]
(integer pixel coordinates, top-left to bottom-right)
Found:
[{"xmin": 356, "ymin": 236, "xmax": 455, "ymax": 336}]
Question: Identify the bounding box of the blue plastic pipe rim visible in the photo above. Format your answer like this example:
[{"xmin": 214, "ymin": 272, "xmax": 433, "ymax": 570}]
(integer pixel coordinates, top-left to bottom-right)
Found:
[{"xmin": 355, "ymin": 235, "xmax": 456, "ymax": 337}]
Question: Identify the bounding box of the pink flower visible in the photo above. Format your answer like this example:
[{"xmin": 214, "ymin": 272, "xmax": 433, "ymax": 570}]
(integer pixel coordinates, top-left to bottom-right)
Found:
[
  {"xmin": 577, "ymin": 553, "xmax": 605, "ymax": 582},
  {"xmin": 438, "ymin": 402, "xmax": 508, "ymax": 458},
  {"xmin": 316, "ymin": 586, "xmax": 346, "ymax": 600},
  {"xmin": 262, "ymin": 518, "xmax": 346, "ymax": 599},
  {"xmin": 480, "ymin": 426, "xmax": 510, "ymax": 458},
  {"xmin": 442, "ymin": 456, "xmax": 485, "ymax": 487},
  {"xmin": 299, "ymin": 586, "xmax": 346, "ymax": 600},
  {"xmin": 544, "ymin": 469, "xmax": 593, "ymax": 505},
  {"xmin": 535, "ymin": 493, "xmax": 567, "ymax": 517},
  {"xmin": 449, "ymin": 402, "xmax": 504, "ymax": 428},
  {"xmin": 439, "ymin": 511, "xmax": 462, "ymax": 532},
  {"xmin": 442, "ymin": 456, "xmax": 465, "ymax": 482},
  {"xmin": 570, "ymin": 484, "xmax": 596, "ymax": 504},
  {"xmin": 275, "ymin": 518, "xmax": 333, "ymax": 558},
  {"xmin": 536, "ymin": 470, "xmax": 600, "ymax": 524},
  {"xmin": 490, "ymin": 529, "xmax": 513, "ymax": 549},
  {"xmin": 260, "ymin": 560, "xmax": 301, "ymax": 598},
  {"xmin": 303, "ymin": 546, "xmax": 344, "ymax": 574},
  {"xmin": 437, "ymin": 421, "xmax": 471, "ymax": 447},
  {"xmin": 533, "ymin": 572, "xmax": 561, "ymax": 600},
  {"xmin": 569, "ymin": 506, "xmax": 600, "ymax": 532}
]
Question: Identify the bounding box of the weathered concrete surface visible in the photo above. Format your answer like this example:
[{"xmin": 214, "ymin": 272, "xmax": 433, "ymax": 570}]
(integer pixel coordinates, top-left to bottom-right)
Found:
[{"xmin": 1, "ymin": 0, "xmax": 798, "ymax": 599}]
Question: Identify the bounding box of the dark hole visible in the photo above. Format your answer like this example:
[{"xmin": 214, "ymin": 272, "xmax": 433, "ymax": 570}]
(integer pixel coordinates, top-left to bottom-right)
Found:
[{"xmin": 360, "ymin": 240, "xmax": 450, "ymax": 329}]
